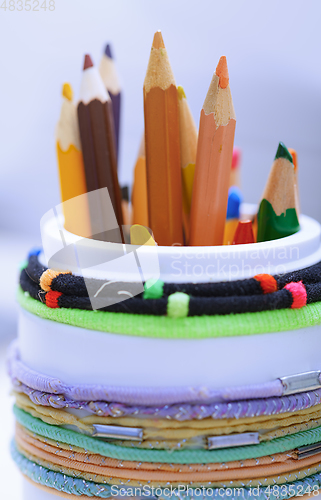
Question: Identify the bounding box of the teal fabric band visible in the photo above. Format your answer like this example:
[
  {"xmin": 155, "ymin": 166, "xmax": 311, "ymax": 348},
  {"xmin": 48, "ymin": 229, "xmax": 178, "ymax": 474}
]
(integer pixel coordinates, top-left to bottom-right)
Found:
[
  {"xmin": 11, "ymin": 441, "xmax": 321, "ymax": 499},
  {"xmin": 17, "ymin": 286, "xmax": 321, "ymax": 339},
  {"xmin": 13, "ymin": 405, "xmax": 321, "ymax": 465}
]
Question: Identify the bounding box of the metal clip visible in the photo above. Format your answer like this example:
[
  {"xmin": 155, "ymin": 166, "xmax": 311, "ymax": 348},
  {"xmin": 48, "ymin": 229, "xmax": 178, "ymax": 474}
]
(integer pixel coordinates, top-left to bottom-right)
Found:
[
  {"xmin": 280, "ymin": 371, "xmax": 321, "ymax": 395},
  {"xmin": 92, "ymin": 424, "xmax": 143, "ymax": 441},
  {"xmin": 297, "ymin": 441, "xmax": 321, "ymax": 460},
  {"xmin": 208, "ymin": 432, "xmax": 259, "ymax": 450}
]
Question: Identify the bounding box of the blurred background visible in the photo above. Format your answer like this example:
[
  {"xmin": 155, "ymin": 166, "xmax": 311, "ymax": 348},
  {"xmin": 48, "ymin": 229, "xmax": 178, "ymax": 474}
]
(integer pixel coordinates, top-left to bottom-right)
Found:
[{"xmin": 0, "ymin": 1, "xmax": 320, "ymax": 497}]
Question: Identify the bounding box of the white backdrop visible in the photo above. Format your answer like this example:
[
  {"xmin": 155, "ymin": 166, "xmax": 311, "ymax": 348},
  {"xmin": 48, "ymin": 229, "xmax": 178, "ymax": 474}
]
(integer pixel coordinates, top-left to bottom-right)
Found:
[{"xmin": 0, "ymin": 0, "xmax": 320, "ymax": 239}]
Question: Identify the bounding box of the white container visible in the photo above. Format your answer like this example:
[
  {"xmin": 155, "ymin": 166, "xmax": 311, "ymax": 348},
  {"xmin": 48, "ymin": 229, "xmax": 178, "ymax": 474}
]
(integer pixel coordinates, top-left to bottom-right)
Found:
[{"xmin": 40, "ymin": 204, "xmax": 321, "ymax": 284}]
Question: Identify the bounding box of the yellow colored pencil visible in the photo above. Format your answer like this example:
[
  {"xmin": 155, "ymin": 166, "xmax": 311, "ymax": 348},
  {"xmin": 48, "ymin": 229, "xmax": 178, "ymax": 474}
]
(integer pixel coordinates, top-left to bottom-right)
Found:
[
  {"xmin": 177, "ymin": 86, "xmax": 198, "ymax": 244},
  {"xmin": 56, "ymin": 83, "xmax": 91, "ymax": 237},
  {"xmin": 131, "ymin": 134, "xmax": 148, "ymax": 228}
]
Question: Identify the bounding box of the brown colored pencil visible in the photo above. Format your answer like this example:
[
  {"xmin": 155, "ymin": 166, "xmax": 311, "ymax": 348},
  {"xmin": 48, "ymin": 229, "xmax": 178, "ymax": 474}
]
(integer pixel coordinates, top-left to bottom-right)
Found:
[
  {"xmin": 190, "ymin": 56, "xmax": 236, "ymax": 246},
  {"xmin": 143, "ymin": 31, "xmax": 183, "ymax": 246},
  {"xmin": 78, "ymin": 54, "xmax": 123, "ymax": 242}
]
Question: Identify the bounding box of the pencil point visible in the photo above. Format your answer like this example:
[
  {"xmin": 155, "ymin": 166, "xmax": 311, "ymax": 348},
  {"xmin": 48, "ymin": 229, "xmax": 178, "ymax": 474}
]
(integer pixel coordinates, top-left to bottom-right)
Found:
[
  {"xmin": 288, "ymin": 148, "xmax": 298, "ymax": 171},
  {"xmin": 62, "ymin": 83, "xmax": 73, "ymax": 101},
  {"xmin": 83, "ymin": 54, "xmax": 94, "ymax": 71},
  {"xmin": 216, "ymin": 56, "xmax": 229, "ymax": 89},
  {"xmin": 275, "ymin": 142, "xmax": 293, "ymax": 163},
  {"xmin": 177, "ymin": 86, "xmax": 186, "ymax": 100},
  {"xmin": 152, "ymin": 31, "xmax": 165, "ymax": 49},
  {"xmin": 104, "ymin": 43, "xmax": 113, "ymax": 58}
]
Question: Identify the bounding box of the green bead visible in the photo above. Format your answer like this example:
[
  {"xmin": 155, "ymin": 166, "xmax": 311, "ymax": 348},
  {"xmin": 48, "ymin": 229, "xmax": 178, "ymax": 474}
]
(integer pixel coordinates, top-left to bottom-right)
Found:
[
  {"xmin": 167, "ymin": 292, "xmax": 190, "ymax": 318},
  {"xmin": 143, "ymin": 279, "xmax": 164, "ymax": 299}
]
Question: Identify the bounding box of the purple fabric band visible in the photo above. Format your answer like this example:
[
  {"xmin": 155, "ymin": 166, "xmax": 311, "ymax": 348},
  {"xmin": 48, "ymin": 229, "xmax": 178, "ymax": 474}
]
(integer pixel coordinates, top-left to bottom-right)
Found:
[
  {"xmin": 8, "ymin": 341, "xmax": 284, "ymax": 405},
  {"xmin": 10, "ymin": 374, "xmax": 321, "ymax": 421}
]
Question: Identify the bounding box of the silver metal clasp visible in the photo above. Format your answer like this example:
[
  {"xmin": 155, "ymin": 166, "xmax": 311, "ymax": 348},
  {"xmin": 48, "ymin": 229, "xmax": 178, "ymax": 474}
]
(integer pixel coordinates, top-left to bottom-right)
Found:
[
  {"xmin": 280, "ymin": 371, "xmax": 321, "ymax": 395},
  {"xmin": 207, "ymin": 432, "xmax": 259, "ymax": 450},
  {"xmin": 297, "ymin": 441, "xmax": 321, "ymax": 460},
  {"xmin": 92, "ymin": 424, "xmax": 143, "ymax": 441}
]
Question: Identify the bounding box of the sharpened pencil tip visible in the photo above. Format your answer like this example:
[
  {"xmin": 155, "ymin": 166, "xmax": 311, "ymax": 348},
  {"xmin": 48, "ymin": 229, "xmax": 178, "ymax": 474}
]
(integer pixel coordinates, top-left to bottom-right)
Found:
[
  {"xmin": 152, "ymin": 31, "xmax": 165, "ymax": 49},
  {"xmin": 288, "ymin": 148, "xmax": 298, "ymax": 171},
  {"xmin": 62, "ymin": 83, "xmax": 73, "ymax": 101},
  {"xmin": 83, "ymin": 54, "xmax": 94, "ymax": 70},
  {"xmin": 104, "ymin": 44, "xmax": 113, "ymax": 59},
  {"xmin": 275, "ymin": 142, "xmax": 293, "ymax": 163},
  {"xmin": 216, "ymin": 56, "xmax": 229, "ymax": 89}
]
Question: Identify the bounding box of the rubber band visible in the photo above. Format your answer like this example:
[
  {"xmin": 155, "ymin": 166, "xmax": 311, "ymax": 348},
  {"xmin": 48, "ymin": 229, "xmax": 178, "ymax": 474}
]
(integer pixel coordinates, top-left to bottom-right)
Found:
[
  {"xmin": 16, "ymin": 286, "xmax": 321, "ymax": 340},
  {"xmin": 8, "ymin": 342, "xmax": 286, "ymax": 405},
  {"xmin": 22, "ymin": 267, "xmax": 320, "ymax": 316},
  {"xmin": 14, "ymin": 392, "xmax": 321, "ymax": 446},
  {"xmin": 16, "ymin": 424, "xmax": 299, "ymax": 472},
  {"xmin": 15, "ymin": 436, "xmax": 321, "ymax": 487},
  {"xmin": 11, "ymin": 442, "xmax": 321, "ymax": 499},
  {"xmin": 11, "ymin": 373, "xmax": 321, "ymax": 421},
  {"xmin": 13, "ymin": 406, "xmax": 321, "ymax": 464}
]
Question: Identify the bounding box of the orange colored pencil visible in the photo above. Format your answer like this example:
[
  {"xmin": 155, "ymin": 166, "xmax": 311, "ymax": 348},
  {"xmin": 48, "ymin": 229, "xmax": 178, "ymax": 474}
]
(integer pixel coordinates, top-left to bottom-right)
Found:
[
  {"xmin": 131, "ymin": 134, "xmax": 148, "ymax": 227},
  {"xmin": 143, "ymin": 31, "xmax": 183, "ymax": 246},
  {"xmin": 190, "ymin": 56, "xmax": 236, "ymax": 246}
]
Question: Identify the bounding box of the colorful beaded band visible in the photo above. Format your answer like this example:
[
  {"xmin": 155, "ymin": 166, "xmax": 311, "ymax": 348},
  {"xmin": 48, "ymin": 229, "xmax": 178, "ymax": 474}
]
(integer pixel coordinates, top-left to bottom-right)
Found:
[
  {"xmin": 22, "ymin": 257, "xmax": 316, "ymax": 316},
  {"xmin": 27, "ymin": 251, "xmax": 321, "ymax": 299}
]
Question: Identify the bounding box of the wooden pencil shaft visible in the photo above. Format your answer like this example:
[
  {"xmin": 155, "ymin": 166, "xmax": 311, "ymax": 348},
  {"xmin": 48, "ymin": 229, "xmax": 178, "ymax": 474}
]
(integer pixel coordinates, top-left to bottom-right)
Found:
[
  {"xmin": 109, "ymin": 92, "xmax": 121, "ymax": 158},
  {"xmin": 78, "ymin": 99, "xmax": 122, "ymax": 225},
  {"xmin": 190, "ymin": 111, "xmax": 236, "ymax": 246},
  {"xmin": 144, "ymin": 85, "xmax": 183, "ymax": 246}
]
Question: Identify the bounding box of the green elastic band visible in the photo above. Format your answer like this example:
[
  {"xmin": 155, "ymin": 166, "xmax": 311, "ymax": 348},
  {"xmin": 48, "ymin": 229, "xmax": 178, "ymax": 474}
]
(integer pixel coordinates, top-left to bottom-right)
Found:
[
  {"xmin": 13, "ymin": 405, "xmax": 321, "ymax": 465},
  {"xmin": 143, "ymin": 279, "xmax": 164, "ymax": 299},
  {"xmin": 17, "ymin": 286, "xmax": 321, "ymax": 340},
  {"xmin": 167, "ymin": 292, "xmax": 190, "ymax": 318}
]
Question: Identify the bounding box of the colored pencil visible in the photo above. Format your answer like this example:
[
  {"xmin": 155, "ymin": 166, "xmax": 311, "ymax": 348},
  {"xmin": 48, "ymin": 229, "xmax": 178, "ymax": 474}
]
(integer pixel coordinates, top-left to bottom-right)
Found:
[
  {"xmin": 131, "ymin": 134, "xmax": 148, "ymax": 227},
  {"xmin": 232, "ymin": 220, "xmax": 254, "ymax": 245},
  {"xmin": 56, "ymin": 83, "xmax": 91, "ymax": 237},
  {"xmin": 190, "ymin": 56, "xmax": 236, "ymax": 246},
  {"xmin": 257, "ymin": 142, "xmax": 300, "ymax": 242},
  {"xmin": 78, "ymin": 54, "xmax": 123, "ymax": 242},
  {"xmin": 143, "ymin": 31, "xmax": 183, "ymax": 246},
  {"xmin": 99, "ymin": 43, "xmax": 121, "ymax": 159},
  {"xmin": 223, "ymin": 186, "xmax": 242, "ymax": 245},
  {"xmin": 230, "ymin": 147, "xmax": 241, "ymax": 188},
  {"xmin": 177, "ymin": 85, "xmax": 198, "ymax": 244},
  {"xmin": 130, "ymin": 225, "xmax": 156, "ymax": 246},
  {"xmin": 288, "ymin": 147, "xmax": 300, "ymax": 215}
]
